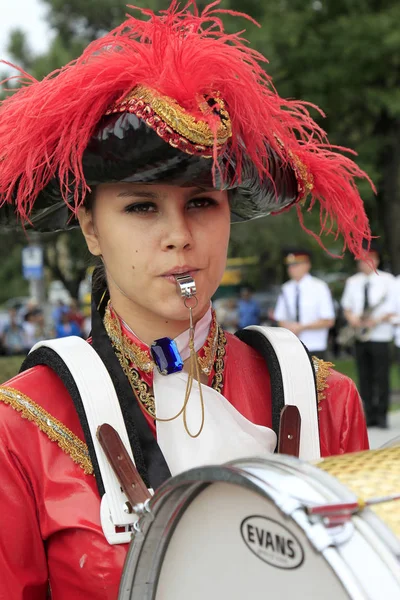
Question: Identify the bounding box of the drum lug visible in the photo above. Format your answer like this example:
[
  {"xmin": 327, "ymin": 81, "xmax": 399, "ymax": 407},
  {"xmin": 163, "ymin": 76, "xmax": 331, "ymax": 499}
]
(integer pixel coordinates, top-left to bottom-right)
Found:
[
  {"xmin": 305, "ymin": 510, "xmax": 356, "ymax": 547},
  {"xmin": 133, "ymin": 498, "xmax": 153, "ymax": 518},
  {"xmin": 276, "ymin": 496, "xmax": 304, "ymax": 516},
  {"xmin": 324, "ymin": 522, "xmax": 355, "ymax": 546},
  {"xmin": 132, "ymin": 498, "xmax": 154, "ymax": 536}
]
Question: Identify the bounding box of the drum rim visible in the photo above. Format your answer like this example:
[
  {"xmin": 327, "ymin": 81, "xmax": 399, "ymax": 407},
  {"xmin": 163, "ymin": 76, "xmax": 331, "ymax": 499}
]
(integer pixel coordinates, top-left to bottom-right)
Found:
[{"xmin": 153, "ymin": 455, "xmax": 358, "ymax": 512}]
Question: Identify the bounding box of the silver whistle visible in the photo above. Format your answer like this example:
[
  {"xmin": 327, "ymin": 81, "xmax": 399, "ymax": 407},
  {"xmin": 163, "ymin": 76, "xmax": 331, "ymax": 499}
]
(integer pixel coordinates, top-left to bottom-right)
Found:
[{"xmin": 175, "ymin": 274, "xmax": 197, "ymax": 299}]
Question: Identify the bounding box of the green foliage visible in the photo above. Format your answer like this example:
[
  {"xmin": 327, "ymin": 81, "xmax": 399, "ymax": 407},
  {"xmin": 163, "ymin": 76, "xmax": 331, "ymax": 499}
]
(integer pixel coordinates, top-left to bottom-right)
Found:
[
  {"xmin": 0, "ymin": 356, "xmax": 25, "ymax": 383},
  {"xmin": 41, "ymin": 229, "xmax": 92, "ymax": 299},
  {"xmin": 247, "ymin": 1, "xmax": 400, "ymax": 271},
  {"xmin": 6, "ymin": 29, "xmax": 34, "ymax": 69},
  {"xmin": 0, "ymin": 234, "xmax": 29, "ymax": 304}
]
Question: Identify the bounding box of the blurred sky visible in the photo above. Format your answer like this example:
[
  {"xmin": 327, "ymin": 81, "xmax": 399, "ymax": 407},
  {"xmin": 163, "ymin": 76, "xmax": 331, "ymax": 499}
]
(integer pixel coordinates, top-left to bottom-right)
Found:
[{"xmin": 0, "ymin": 0, "xmax": 52, "ymax": 67}]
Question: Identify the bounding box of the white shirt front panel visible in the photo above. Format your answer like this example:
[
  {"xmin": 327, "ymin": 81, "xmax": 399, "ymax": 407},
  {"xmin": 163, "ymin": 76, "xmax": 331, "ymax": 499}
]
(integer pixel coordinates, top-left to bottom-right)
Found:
[
  {"xmin": 274, "ymin": 274, "xmax": 335, "ymax": 351},
  {"xmin": 393, "ymin": 275, "xmax": 400, "ymax": 347},
  {"xmin": 154, "ymin": 371, "xmax": 277, "ymax": 477},
  {"xmin": 341, "ymin": 270, "xmax": 395, "ymax": 342}
]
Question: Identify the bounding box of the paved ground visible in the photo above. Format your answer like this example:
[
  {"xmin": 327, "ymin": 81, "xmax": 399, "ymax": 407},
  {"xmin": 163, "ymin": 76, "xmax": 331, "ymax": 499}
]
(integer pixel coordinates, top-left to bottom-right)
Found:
[{"xmin": 368, "ymin": 410, "xmax": 400, "ymax": 449}]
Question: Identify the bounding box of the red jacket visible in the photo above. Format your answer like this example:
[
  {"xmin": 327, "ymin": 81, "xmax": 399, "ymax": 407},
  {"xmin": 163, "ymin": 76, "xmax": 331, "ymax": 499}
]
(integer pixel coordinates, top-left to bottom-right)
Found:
[{"xmin": 0, "ymin": 333, "xmax": 368, "ymax": 599}]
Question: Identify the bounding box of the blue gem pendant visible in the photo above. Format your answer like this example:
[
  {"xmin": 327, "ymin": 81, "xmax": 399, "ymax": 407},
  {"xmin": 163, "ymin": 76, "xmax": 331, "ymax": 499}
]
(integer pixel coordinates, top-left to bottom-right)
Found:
[{"xmin": 150, "ymin": 337, "xmax": 184, "ymax": 376}]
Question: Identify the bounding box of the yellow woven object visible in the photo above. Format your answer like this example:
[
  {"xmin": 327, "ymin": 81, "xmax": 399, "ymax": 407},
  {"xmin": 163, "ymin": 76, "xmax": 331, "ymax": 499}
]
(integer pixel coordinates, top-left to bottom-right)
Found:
[{"xmin": 318, "ymin": 445, "xmax": 400, "ymax": 538}]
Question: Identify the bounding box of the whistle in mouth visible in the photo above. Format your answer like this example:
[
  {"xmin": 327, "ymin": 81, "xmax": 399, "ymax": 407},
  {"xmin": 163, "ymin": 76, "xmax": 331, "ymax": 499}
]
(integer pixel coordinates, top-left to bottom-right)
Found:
[{"xmin": 175, "ymin": 274, "xmax": 197, "ymax": 299}]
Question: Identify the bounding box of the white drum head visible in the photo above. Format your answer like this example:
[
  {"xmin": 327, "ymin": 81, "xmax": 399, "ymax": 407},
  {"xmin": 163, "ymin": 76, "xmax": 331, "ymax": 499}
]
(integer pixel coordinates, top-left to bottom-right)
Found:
[{"xmin": 156, "ymin": 481, "xmax": 347, "ymax": 600}]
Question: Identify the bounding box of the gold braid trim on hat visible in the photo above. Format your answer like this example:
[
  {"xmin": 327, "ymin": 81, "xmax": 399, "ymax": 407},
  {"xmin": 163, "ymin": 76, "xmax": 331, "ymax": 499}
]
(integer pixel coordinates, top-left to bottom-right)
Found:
[
  {"xmin": 274, "ymin": 135, "xmax": 314, "ymax": 204},
  {"xmin": 106, "ymin": 84, "xmax": 232, "ymax": 156},
  {"xmin": 288, "ymin": 149, "xmax": 314, "ymax": 202},
  {"xmin": 0, "ymin": 386, "xmax": 93, "ymax": 475},
  {"xmin": 312, "ymin": 357, "xmax": 334, "ymax": 406}
]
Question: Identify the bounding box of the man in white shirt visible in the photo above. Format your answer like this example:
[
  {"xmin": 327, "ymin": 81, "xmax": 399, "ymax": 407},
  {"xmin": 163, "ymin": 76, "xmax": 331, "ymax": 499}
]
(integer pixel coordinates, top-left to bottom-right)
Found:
[
  {"xmin": 393, "ymin": 276, "xmax": 400, "ymax": 361},
  {"xmin": 341, "ymin": 242, "xmax": 395, "ymax": 428},
  {"xmin": 274, "ymin": 250, "xmax": 335, "ymax": 359}
]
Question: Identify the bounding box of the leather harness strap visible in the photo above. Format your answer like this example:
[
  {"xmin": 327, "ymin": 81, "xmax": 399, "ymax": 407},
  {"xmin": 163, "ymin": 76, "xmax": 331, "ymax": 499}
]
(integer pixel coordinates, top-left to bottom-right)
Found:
[
  {"xmin": 97, "ymin": 424, "xmax": 151, "ymax": 508},
  {"xmin": 278, "ymin": 405, "xmax": 301, "ymax": 457}
]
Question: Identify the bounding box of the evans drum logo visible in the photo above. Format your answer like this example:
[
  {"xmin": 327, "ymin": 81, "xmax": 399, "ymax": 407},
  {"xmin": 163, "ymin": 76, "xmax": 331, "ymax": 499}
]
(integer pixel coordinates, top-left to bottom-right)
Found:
[{"xmin": 240, "ymin": 516, "xmax": 304, "ymax": 569}]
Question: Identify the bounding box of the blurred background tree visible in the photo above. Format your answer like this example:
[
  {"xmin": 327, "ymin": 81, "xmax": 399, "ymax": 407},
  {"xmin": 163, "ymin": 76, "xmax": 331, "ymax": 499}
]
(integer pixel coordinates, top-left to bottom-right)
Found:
[{"xmin": 1, "ymin": 0, "xmax": 399, "ymax": 298}]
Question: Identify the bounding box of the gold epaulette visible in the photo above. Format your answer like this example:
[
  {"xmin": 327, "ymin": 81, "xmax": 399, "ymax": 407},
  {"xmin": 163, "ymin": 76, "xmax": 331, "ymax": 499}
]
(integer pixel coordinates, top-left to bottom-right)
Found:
[
  {"xmin": 0, "ymin": 386, "xmax": 93, "ymax": 475},
  {"xmin": 312, "ymin": 357, "xmax": 334, "ymax": 406}
]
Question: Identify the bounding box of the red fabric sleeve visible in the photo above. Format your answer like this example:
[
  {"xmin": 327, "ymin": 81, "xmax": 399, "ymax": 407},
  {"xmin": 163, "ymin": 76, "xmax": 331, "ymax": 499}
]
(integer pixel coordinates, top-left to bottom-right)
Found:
[
  {"xmin": 338, "ymin": 376, "xmax": 370, "ymax": 454},
  {"xmin": 0, "ymin": 434, "xmax": 48, "ymax": 600},
  {"xmin": 0, "ymin": 367, "xmax": 127, "ymax": 599},
  {"xmin": 318, "ymin": 369, "xmax": 369, "ymax": 457}
]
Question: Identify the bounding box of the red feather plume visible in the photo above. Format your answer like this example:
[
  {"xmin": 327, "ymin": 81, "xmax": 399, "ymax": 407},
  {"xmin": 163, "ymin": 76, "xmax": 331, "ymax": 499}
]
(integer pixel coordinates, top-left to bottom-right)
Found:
[{"xmin": 0, "ymin": 0, "xmax": 372, "ymax": 256}]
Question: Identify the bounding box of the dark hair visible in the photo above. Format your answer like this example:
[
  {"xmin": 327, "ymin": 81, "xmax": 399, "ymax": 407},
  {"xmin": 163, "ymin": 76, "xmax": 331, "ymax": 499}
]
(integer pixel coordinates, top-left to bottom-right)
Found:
[
  {"xmin": 83, "ymin": 186, "xmax": 97, "ymax": 211},
  {"xmin": 92, "ymin": 262, "xmax": 107, "ymax": 294}
]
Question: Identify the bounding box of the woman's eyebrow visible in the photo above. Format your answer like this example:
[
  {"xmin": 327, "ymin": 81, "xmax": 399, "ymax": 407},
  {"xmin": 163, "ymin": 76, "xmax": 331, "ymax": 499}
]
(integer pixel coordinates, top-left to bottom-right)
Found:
[
  {"xmin": 116, "ymin": 186, "xmax": 213, "ymax": 200},
  {"xmin": 116, "ymin": 190, "xmax": 162, "ymax": 200},
  {"xmin": 190, "ymin": 186, "xmax": 215, "ymax": 194}
]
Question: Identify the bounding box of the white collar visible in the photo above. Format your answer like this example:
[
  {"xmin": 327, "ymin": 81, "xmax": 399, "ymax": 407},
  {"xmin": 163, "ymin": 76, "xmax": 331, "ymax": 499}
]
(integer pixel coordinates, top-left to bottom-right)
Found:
[
  {"xmin": 363, "ymin": 269, "xmax": 381, "ymax": 281},
  {"xmin": 294, "ymin": 273, "xmax": 312, "ymax": 287}
]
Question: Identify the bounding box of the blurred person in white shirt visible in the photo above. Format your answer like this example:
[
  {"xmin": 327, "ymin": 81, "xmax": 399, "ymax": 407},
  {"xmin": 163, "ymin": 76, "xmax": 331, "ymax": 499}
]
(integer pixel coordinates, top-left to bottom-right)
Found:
[
  {"xmin": 341, "ymin": 241, "xmax": 395, "ymax": 428},
  {"xmin": 391, "ymin": 275, "xmax": 400, "ymax": 367},
  {"xmin": 274, "ymin": 249, "xmax": 335, "ymax": 360}
]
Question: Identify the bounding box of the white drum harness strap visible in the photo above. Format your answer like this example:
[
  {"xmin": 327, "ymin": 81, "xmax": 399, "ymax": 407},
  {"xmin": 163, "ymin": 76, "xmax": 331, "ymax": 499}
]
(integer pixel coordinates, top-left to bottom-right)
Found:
[{"xmin": 23, "ymin": 324, "xmax": 320, "ymax": 545}]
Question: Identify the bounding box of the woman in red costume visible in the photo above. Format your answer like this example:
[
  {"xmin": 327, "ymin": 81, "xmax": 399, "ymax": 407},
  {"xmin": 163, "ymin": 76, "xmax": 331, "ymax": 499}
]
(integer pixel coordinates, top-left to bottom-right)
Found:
[{"xmin": 0, "ymin": 2, "xmax": 370, "ymax": 598}]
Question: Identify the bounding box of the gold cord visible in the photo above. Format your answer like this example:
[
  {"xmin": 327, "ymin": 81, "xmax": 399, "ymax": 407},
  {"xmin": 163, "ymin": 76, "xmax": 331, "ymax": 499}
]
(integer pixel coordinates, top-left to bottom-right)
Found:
[
  {"xmin": 182, "ymin": 336, "xmax": 205, "ymax": 438},
  {"xmin": 180, "ymin": 307, "xmax": 206, "ymax": 438},
  {"xmin": 97, "ymin": 289, "xmax": 107, "ymax": 312}
]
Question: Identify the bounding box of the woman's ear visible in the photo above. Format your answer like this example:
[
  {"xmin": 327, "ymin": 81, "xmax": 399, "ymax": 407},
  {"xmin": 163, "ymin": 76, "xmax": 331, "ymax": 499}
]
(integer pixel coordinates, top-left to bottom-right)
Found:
[{"xmin": 77, "ymin": 207, "xmax": 102, "ymax": 256}]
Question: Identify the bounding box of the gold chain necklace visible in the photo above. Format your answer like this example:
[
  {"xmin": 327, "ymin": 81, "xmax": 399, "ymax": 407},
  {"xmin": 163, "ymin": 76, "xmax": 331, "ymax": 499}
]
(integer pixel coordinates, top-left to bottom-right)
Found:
[
  {"xmin": 104, "ymin": 302, "xmax": 219, "ymax": 375},
  {"xmin": 104, "ymin": 303, "xmax": 227, "ymax": 421}
]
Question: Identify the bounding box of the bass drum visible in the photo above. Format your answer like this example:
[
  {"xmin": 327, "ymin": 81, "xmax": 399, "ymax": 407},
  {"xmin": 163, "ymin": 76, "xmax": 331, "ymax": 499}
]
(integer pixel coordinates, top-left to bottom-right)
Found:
[{"xmin": 119, "ymin": 445, "xmax": 400, "ymax": 600}]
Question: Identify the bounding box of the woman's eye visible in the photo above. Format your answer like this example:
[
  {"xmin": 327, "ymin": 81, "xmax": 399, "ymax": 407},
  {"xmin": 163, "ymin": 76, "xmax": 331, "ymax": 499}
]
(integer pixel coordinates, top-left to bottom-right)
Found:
[
  {"xmin": 187, "ymin": 197, "xmax": 217, "ymax": 209},
  {"xmin": 124, "ymin": 202, "xmax": 157, "ymax": 214}
]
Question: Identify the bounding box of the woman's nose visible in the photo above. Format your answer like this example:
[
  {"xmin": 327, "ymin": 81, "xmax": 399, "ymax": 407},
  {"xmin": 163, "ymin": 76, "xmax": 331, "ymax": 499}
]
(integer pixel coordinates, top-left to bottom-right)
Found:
[{"xmin": 162, "ymin": 214, "xmax": 193, "ymax": 251}]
